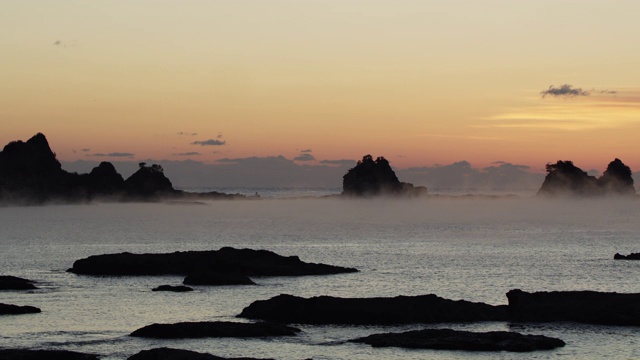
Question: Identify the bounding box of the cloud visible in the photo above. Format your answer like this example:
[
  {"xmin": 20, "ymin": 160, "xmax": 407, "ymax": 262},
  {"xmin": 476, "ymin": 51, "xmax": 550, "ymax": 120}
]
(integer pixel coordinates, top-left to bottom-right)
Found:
[
  {"xmin": 173, "ymin": 152, "xmax": 201, "ymax": 156},
  {"xmin": 88, "ymin": 152, "xmax": 134, "ymax": 158},
  {"xmin": 319, "ymin": 159, "xmax": 356, "ymax": 166},
  {"xmin": 52, "ymin": 40, "xmax": 76, "ymax": 48},
  {"xmin": 177, "ymin": 132, "xmax": 197, "ymax": 136},
  {"xmin": 301, "ymin": 149, "xmax": 312, "ymax": 153},
  {"xmin": 294, "ymin": 153, "xmax": 316, "ymax": 162},
  {"xmin": 192, "ymin": 139, "xmax": 226, "ymax": 146},
  {"xmin": 81, "ymin": 148, "xmax": 90, "ymax": 152},
  {"xmin": 541, "ymin": 84, "xmax": 590, "ymax": 98}
]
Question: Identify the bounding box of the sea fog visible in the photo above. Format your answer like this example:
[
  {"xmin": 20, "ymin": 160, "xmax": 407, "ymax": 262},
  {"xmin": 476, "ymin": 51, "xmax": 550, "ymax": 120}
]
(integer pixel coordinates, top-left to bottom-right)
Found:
[{"xmin": 1, "ymin": 196, "xmax": 639, "ymax": 359}]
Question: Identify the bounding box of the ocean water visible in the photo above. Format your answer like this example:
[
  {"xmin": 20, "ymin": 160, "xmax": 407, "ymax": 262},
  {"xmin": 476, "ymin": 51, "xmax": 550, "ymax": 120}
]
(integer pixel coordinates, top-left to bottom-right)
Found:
[{"xmin": 1, "ymin": 196, "xmax": 639, "ymax": 359}]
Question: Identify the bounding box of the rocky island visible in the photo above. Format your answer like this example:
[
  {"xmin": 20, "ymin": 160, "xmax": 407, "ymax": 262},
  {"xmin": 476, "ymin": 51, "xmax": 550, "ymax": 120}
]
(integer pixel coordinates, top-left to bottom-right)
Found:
[
  {"xmin": 537, "ymin": 159, "xmax": 635, "ymax": 197},
  {"xmin": 342, "ymin": 155, "xmax": 427, "ymax": 197}
]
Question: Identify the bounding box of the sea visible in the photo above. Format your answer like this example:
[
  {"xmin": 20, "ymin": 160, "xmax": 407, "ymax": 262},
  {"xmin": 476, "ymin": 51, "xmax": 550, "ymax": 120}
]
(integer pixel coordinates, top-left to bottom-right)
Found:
[{"xmin": 1, "ymin": 187, "xmax": 639, "ymax": 359}]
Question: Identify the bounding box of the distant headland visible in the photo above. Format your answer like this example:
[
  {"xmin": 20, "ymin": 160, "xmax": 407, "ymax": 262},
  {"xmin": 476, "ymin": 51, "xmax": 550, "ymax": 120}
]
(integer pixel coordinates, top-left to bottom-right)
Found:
[{"xmin": 0, "ymin": 133, "xmax": 637, "ymax": 204}]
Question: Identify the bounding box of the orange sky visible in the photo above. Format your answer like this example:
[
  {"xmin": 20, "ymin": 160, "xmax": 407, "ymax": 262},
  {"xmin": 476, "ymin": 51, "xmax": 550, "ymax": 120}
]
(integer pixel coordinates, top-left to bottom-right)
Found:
[{"xmin": 2, "ymin": 1, "xmax": 640, "ymax": 173}]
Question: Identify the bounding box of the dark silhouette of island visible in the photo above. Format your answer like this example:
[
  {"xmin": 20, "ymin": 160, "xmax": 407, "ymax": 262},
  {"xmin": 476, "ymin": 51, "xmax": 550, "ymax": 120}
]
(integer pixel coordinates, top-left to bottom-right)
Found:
[
  {"xmin": 0, "ymin": 303, "xmax": 41, "ymax": 315},
  {"xmin": 0, "ymin": 133, "xmax": 244, "ymax": 204},
  {"xmin": 238, "ymin": 293, "xmax": 507, "ymax": 325},
  {"xmin": 0, "ymin": 275, "xmax": 37, "ymax": 290},
  {"xmin": 614, "ymin": 252, "xmax": 640, "ymax": 260},
  {"xmin": 342, "ymin": 154, "xmax": 427, "ymax": 197},
  {"xmin": 350, "ymin": 329, "xmax": 565, "ymax": 352},
  {"xmin": 130, "ymin": 321, "xmax": 300, "ymax": 339},
  {"xmin": 0, "ymin": 349, "xmax": 99, "ymax": 360},
  {"xmin": 151, "ymin": 285, "xmax": 193, "ymax": 292},
  {"xmin": 127, "ymin": 348, "xmax": 274, "ymax": 360},
  {"xmin": 537, "ymin": 159, "xmax": 635, "ymax": 197}
]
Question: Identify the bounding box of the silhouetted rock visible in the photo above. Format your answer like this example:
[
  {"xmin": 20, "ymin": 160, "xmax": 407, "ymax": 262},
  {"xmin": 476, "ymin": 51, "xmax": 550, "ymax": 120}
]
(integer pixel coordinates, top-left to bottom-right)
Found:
[
  {"xmin": 85, "ymin": 161, "xmax": 125, "ymax": 195},
  {"xmin": 614, "ymin": 252, "xmax": 640, "ymax": 260},
  {"xmin": 127, "ymin": 347, "xmax": 275, "ymax": 360},
  {"xmin": 0, "ymin": 275, "xmax": 37, "ymax": 290},
  {"xmin": 124, "ymin": 163, "xmax": 177, "ymax": 199},
  {"xmin": 342, "ymin": 155, "xmax": 427, "ymax": 197},
  {"xmin": 506, "ymin": 289, "xmax": 640, "ymax": 325},
  {"xmin": 152, "ymin": 285, "xmax": 194, "ymax": 292},
  {"xmin": 538, "ymin": 159, "xmax": 636, "ymax": 197},
  {"xmin": 0, "ymin": 303, "xmax": 41, "ymax": 315},
  {"xmin": 183, "ymin": 273, "xmax": 256, "ymax": 286},
  {"xmin": 598, "ymin": 158, "xmax": 635, "ymax": 195},
  {"xmin": 69, "ymin": 247, "xmax": 357, "ymax": 276},
  {"xmin": 350, "ymin": 328, "xmax": 565, "ymax": 352},
  {"xmin": 238, "ymin": 294, "xmax": 507, "ymax": 325},
  {"xmin": 130, "ymin": 321, "xmax": 300, "ymax": 339},
  {"xmin": 0, "ymin": 349, "xmax": 99, "ymax": 360}
]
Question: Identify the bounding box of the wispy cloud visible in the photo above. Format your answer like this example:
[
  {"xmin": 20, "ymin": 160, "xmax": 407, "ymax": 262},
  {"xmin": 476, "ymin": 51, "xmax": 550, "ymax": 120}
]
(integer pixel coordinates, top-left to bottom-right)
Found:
[
  {"xmin": 541, "ymin": 84, "xmax": 590, "ymax": 98},
  {"xmin": 173, "ymin": 152, "xmax": 201, "ymax": 156},
  {"xmin": 319, "ymin": 159, "xmax": 355, "ymax": 166},
  {"xmin": 88, "ymin": 152, "xmax": 134, "ymax": 158},
  {"xmin": 192, "ymin": 139, "xmax": 226, "ymax": 146},
  {"xmin": 177, "ymin": 132, "xmax": 197, "ymax": 136},
  {"xmin": 294, "ymin": 153, "xmax": 315, "ymax": 162}
]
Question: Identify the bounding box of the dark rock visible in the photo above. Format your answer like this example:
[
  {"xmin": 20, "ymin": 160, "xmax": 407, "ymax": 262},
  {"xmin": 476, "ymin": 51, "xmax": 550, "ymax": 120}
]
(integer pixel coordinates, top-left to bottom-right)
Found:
[
  {"xmin": 69, "ymin": 247, "xmax": 357, "ymax": 276},
  {"xmin": 342, "ymin": 155, "xmax": 427, "ymax": 197},
  {"xmin": 537, "ymin": 159, "xmax": 636, "ymax": 197},
  {"xmin": 350, "ymin": 328, "xmax": 565, "ymax": 352},
  {"xmin": 124, "ymin": 163, "xmax": 177, "ymax": 199},
  {"xmin": 0, "ymin": 349, "xmax": 99, "ymax": 360},
  {"xmin": 127, "ymin": 347, "xmax": 275, "ymax": 360},
  {"xmin": 130, "ymin": 321, "xmax": 300, "ymax": 339},
  {"xmin": 85, "ymin": 161, "xmax": 125, "ymax": 195},
  {"xmin": 506, "ymin": 289, "xmax": 640, "ymax": 325},
  {"xmin": 152, "ymin": 285, "xmax": 194, "ymax": 292},
  {"xmin": 0, "ymin": 303, "xmax": 41, "ymax": 315},
  {"xmin": 238, "ymin": 294, "xmax": 507, "ymax": 325},
  {"xmin": 0, "ymin": 275, "xmax": 37, "ymax": 290},
  {"xmin": 183, "ymin": 273, "xmax": 256, "ymax": 286},
  {"xmin": 614, "ymin": 252, "xmax": 640, "ymax": 260}
]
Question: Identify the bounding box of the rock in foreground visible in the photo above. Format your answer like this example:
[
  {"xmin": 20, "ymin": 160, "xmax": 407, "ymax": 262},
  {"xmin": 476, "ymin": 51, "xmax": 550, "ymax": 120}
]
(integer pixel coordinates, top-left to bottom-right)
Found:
[
  {"xmin": 130, "ymin": 321, "xmax": 301, "ymax": 339},
  {"xmin": 0, "ymin": 303, "xmax": 41, "ymax": 315},
  {"xmin": 69, "ymin": 247, "xmax": 357, "ymax": 276},
  {"xmin": 351, "ymin": 328, "xmax": 565, "ymax": 352},
  {"xmin": 0, "ymin": 349, "xmax": 98, "ymax": 360},
  {"xmin": 507, "ymin": 289, "xmax": 640, "ymax": 326},
  {"xmin": 0, "ymin": 276, "xmax": 37, "ymax": 290},
  {"xmin": 614, "ymin": 252, "xmax": 640, "ymax": 260},
  {"xmin": 127, "ymin": 347, "xmax": 274, "ymax": 360},
  {"xmin": 238, "ymin": 294, "xmax": 507, "ymax": 325},
  {"xmin": 152, "ymin": 285, "xmax": 193, "ymax": 292}
]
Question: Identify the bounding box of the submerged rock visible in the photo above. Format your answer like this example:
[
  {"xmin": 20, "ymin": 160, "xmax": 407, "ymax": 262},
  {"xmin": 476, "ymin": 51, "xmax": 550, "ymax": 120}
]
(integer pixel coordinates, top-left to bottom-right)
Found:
[
  {"xmin": 152, "ymin": 285, "xmax": 193, "ymax": 292},
  {"xmin": 238, "ymin": 294, "xmax": 507, "ymax": 325},
  {"xmin": 614, "ymin": 252, "xmax": 640, "ymax": 260},
  {"xmin": 183, "ymin": 273, "xmax": 256, "ymax": 286},
  {"xmin": 68, "ymin": 247, "xmax": 357, "ymax": 276},
  {"xmin": 130, "ymin": 321, "xmax": 300, "ymax": 339},
  {"xmin": 350, "ymin": 328, "xmax": 565, "ymax": 352},
  {"xmin": 0, "ymin": 275, "xmax": 37, "ymax": 290},
  {"xmin": 0, "ymin": 349, "xmax": 99, "ymax": 360},
  {"xmin": 127, "ymin": 347, "xmax": 274, "ymax": 360},
  {"xmin": 507, "ymin": 289, "xmax": 640, "ymax": 325},
  {"xmin": 0, "ymin": 303, "xmax": 41, "ymax": 315}
]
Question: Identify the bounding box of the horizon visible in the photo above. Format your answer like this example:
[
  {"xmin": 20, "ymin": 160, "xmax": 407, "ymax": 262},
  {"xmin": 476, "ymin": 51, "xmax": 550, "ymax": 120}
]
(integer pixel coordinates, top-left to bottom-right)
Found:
[{"xmin": 2, "ymin": 1, "xmax": 640, "ymax": 173}]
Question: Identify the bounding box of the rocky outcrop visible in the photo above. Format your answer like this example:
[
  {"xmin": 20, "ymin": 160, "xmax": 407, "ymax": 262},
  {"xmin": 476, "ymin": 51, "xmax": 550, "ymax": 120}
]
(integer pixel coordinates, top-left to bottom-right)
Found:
[
  {"xmin": 152, "ymin": 285, "xmax": 193, "ymax": 292},
  {"xmin": 183, "ymin": 273, "xmax": 256, "ymax": 286},
  {"xmin": 614, "ymin": 252, "xmax": 640, "ymax": 260},
  {"xmin": 127, "ymin": 347, "xmax": 275, "ymax": 360},
  {"xmin": 342, "ymin": 155, "xmax": 427, "ymax": 197},
  {"xmin": 0, "ymin": 349, "xmax": 99, "ymax": 360},
  {"xmin": 0, "ymin": 275, "xmax": 37, "ymax": 290},
  {"xmin": 537, "ymin": 159, "xmax": 636, "ymax": 197},
  {"xmin": 506, "ymin": 289, "xmax": 640, "ymax": 325},
  {"xmin": 130, "ymin": 321, "xmax": 300, "ymax": 339},
  {"xmin": 238, "ymin": 294, "xmax": 507, "ymax": 325},
  {"xmin": 350, "ymin": 329, "xmax": 565, "ymax": 352},
  {"xmin": 0, "ymin": 303, "xmax": 41, "ymax": 315},
  {"xmin": 69, "ymin": 247, "xmax": 357, "ymax": 276},
  {"xmin": 124, "ymin": 163, "xmax": 177, "ymax": 199}
]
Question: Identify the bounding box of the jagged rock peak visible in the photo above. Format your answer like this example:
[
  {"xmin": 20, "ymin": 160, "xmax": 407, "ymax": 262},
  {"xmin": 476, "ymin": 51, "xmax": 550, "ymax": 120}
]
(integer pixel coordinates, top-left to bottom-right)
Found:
[{"xmin": 342, "ymin": 155, "xmax": 427, "ymax": 197}]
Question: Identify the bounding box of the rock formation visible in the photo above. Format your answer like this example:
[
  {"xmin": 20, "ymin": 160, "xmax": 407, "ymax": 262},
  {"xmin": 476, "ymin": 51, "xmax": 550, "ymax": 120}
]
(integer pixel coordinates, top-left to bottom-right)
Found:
[
  {"xmin": 0, "ymin": 303, "xmax": 41, "ymax": 315},
  {"xmin": 342, "ymin": 155, "xmax": 427, "ymax": 197},
  {"xmin": 0, "ymin": 275, "xmax": 37, "ymax": 290},
  {"xmin": 238, "ymin": 294, "xmax": 507, "ymax": 325},
  {"xmin": 68, "ymin": 247, "xmax": 358, "ymax": 276},
  {"xmin": 152, "ymin": 285, "xmax": 194, "ymax": 292},
  {"xmin": 130, "ymin": 321, "xmax": 300, "ymax": 339},
  {"xmin": 0, "ymin": 349, "xmax": 99, "ymax": 360},
  {"xmin": 537, "ymin": 159, "xmax": 636, "ymax": 197},
  {"xmin": 614, "ymin": 252, "xmax": 640, "ymax": 260},
  {"xmin": 506, "ymin": 289, "xmax": 640, "ymax": 325},
  {"xmin": 350, "ymin": 328, "xmax": 566, "ymax": 352},
  {"xmin": 127, "ymin": 347, "xmax": 274, "ymax": 360}
]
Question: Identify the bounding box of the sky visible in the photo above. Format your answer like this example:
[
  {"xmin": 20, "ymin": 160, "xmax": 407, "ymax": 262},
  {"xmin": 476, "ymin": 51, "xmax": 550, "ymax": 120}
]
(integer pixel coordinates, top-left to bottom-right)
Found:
[{"xmin": 2, "ymin": 0, "xmax": 640, "ymax": 175}]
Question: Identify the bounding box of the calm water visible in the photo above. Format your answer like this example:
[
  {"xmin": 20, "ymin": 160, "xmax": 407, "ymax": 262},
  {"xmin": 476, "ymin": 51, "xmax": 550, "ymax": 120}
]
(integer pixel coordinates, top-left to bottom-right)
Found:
[{"xmin": 1, "ymin": 196, "xmax": 639, "ymax": 359}]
